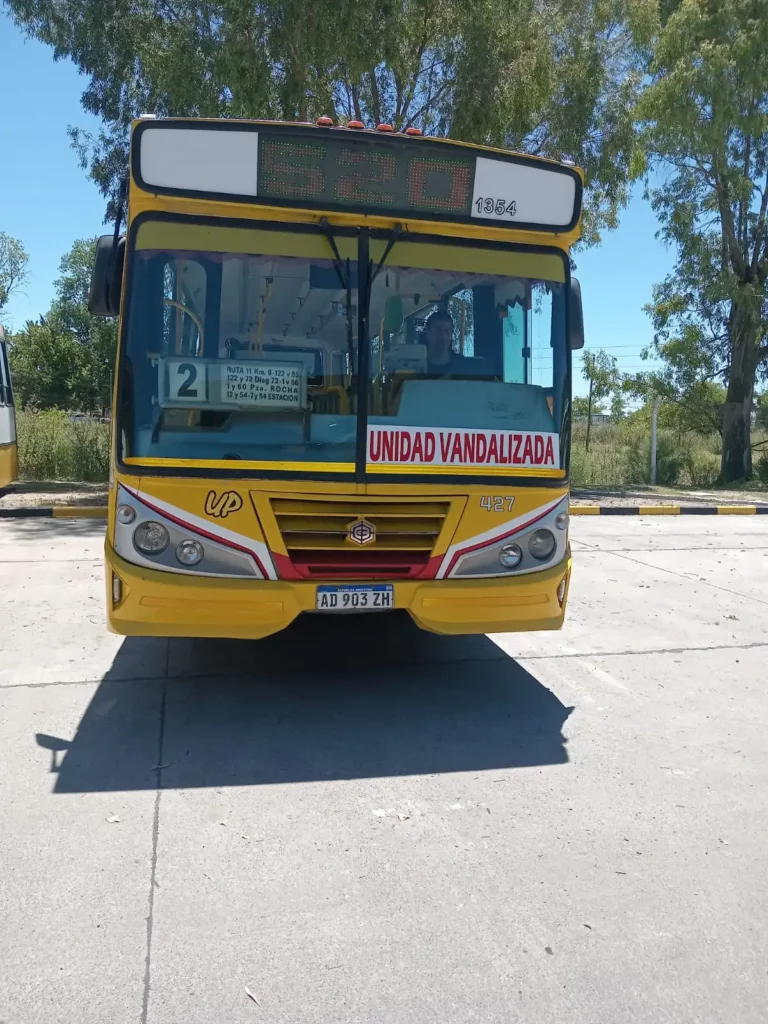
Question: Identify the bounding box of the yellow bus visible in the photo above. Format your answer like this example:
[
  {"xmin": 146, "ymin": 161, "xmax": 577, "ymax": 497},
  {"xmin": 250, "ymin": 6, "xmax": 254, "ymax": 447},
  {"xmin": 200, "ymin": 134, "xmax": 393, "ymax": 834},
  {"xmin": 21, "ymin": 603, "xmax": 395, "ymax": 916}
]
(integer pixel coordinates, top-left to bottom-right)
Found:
[
  {"xmin": 0, "ymin": 325, "xmax": 18, "ymax": 489},
  {"xmin": 89, "ymin": 116, "xmax": 585, "ymax": 639}
]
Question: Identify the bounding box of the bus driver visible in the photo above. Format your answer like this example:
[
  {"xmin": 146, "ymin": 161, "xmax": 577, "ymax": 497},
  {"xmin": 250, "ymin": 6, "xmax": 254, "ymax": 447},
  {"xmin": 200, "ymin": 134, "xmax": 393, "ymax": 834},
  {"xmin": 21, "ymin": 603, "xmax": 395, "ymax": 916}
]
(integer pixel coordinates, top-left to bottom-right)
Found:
[{"xmin": 423, "ymin": 309, "xmax": 485, "ymax": 377}]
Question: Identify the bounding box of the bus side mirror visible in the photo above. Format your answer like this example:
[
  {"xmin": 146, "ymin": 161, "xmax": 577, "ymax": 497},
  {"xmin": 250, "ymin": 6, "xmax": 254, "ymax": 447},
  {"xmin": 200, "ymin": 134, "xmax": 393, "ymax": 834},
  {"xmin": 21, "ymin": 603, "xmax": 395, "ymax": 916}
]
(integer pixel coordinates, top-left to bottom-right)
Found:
[
  {"xmin": 569, "ymin": 278, "xmax": 584, "ymax": 350},
  {"xmin": 88, "ymin": 234, "xmax": 125, "ymax": 316}
]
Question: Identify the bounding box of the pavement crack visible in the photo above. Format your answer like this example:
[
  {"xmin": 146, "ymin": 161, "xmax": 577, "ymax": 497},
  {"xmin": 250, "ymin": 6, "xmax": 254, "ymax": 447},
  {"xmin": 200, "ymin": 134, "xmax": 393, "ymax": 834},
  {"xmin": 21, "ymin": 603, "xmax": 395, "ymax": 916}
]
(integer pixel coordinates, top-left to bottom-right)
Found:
[
  {"xmin": 141, "ymin": 654, "xmax": 167, "ymax": 1024},
  {"xmin": 516, "ymin": 640, "xmax": 768, "ymax": 660},
  {"xmin": 604, "ymin": 549, "xmax": 768, "ymax": 607}
]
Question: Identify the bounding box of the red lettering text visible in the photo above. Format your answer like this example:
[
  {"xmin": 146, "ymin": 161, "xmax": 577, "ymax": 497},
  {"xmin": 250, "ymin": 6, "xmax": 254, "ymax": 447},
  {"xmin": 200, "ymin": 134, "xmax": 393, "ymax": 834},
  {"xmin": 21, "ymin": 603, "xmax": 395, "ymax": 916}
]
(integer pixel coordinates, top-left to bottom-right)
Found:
[
  {"xmin": 512, "ymin": 434, "xmax": 522, "ymax": 465},
  {"xmin": 382, "ymin": 430, "xmax": 395, "ymax": 462},
  {"xmin": 369, "ymin": 430, "xmax": 382, "ymax": 462},
  {"xmin": 462, "ymin": 433, "xmax": 476, "ymax": 463},
  {"xmin": 487, "ymin": 434, "xmax": 499, "ymax": 463},
  {"xmin": 545, "ymin": 436, "xmax": 555, "ymax": 466},
  {"xmin": 534, "ymin": 435, "xmax": 544, "ymax": 464}
]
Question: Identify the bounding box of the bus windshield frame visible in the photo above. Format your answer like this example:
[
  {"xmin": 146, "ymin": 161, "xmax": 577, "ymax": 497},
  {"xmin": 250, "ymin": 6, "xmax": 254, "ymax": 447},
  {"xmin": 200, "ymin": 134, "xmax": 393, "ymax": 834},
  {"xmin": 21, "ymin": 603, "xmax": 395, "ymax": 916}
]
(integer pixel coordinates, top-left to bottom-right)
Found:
[{"xmin": 117, "ymin": 212, "xmax": 572, "ymax": 485}]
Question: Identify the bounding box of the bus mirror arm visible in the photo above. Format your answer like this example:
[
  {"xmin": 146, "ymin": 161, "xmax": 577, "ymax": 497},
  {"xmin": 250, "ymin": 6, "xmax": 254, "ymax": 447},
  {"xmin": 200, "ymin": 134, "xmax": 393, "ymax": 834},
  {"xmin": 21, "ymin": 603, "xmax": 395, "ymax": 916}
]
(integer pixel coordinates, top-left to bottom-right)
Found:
[{"xmin": 568, "ymin": 278, "xmax": 585, "ymax": 350}]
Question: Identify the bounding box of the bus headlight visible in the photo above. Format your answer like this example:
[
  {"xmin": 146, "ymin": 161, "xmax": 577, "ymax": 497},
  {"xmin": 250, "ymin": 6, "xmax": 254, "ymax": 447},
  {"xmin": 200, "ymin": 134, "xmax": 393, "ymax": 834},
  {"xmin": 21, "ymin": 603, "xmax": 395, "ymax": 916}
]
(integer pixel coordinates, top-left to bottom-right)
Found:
[
  {"xmin": 499, "ymin": 543, "xmax": 523, "ymax": 569},
  {"xmin": 176, "ymin": 539, "xmax": 204, "ymax": 566},
  {"xmin": 133, "ymin": 521, "xmax": 170, "ymax": 556},
  {"xmin": 117, "ymin": 504, "xmax": 136, "ymax": 524},
  {"xmin": 528, "ymin": 529, "xmax": 556, "ymax": 560}
]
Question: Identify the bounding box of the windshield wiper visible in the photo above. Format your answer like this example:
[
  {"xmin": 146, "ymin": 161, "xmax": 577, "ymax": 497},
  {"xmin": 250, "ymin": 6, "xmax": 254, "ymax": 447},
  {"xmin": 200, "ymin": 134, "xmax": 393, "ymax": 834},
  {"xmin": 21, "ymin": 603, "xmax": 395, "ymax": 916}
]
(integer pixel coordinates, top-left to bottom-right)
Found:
[
  {"xmin": 369, "ymin": 223, "xmax": 403, "ymax": 288},
  {"xmin": 319, "ymin": 218, "xmax": 355, "ymax": 379}
]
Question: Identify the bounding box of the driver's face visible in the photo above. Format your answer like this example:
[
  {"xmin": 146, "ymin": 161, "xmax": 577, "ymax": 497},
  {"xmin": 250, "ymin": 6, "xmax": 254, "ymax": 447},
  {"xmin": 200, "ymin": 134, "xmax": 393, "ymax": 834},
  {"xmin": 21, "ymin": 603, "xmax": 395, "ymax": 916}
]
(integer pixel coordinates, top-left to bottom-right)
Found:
[{"xmin": 425, "ymin": 318, "xmax": 453, "ymax": 362}]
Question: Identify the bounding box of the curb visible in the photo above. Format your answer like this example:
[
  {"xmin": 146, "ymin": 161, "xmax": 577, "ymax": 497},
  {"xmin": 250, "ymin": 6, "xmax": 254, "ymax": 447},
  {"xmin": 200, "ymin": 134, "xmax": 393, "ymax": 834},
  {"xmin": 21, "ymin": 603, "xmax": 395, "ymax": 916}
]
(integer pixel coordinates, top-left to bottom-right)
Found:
[
  {"xmin": 1, "ymin": 504, "xmax": 767, "ymax": 520},
  {"xmin": 571, "ymin": 505, "xmax": 768, "ymax": 516},
  {"xmin": 0, "ymin": 505, "xmax": 108, "ymax": 519}
]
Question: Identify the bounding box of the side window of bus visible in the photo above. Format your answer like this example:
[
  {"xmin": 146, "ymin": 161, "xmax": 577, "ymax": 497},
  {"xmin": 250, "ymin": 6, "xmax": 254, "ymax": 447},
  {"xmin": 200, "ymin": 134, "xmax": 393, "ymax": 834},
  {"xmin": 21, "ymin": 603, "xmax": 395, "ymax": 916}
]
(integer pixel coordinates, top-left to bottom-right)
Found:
[
  {"xmin": 0, "ymin": 344, "xmax": 10, "ymax": 407},
  {"xmin": 162, "ymin": 258, "xmax": 206, "ymax": 357},
  {"xmin": 502, "ymin": 283, "xmax": 555, "ymax": 389}
]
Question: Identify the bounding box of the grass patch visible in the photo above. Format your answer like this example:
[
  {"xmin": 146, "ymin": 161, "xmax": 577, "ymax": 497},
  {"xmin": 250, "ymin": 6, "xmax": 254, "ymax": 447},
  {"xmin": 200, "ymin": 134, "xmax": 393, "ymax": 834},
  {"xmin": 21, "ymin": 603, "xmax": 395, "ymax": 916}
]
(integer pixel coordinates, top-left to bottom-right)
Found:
[
  {"xmin": 14, "ymin": 408, "xmax": 768, "ymax": 491},
  {"xmin": 16, "ymin": 410, "xmax": 110, "ymax": 482},
  {"xmin": 571, "ymin": 417, "xmax": 767, "ymax": 491}
]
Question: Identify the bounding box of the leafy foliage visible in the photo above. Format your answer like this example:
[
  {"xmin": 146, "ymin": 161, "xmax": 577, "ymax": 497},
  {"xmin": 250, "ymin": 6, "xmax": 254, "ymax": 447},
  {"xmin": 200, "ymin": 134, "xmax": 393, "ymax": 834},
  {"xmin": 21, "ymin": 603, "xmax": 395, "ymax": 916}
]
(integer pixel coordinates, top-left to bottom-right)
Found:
[
  {"xmin": 572, "ymin": 394, "xmax": 606, "ymax": 418},
  {"xmin": 8, "ymin": 239, "xmax": 117, "ymax": 412},
  {"xmin": 636, "ymin": 0, "xmax": 768, "ymax": 481},
  {"xmin": 0, "ymin": 232, "xmax": 29, "ymax": 312},
  {"xmin": 5, "ymin": 0, "xmax": 655, "ymax": 241}
]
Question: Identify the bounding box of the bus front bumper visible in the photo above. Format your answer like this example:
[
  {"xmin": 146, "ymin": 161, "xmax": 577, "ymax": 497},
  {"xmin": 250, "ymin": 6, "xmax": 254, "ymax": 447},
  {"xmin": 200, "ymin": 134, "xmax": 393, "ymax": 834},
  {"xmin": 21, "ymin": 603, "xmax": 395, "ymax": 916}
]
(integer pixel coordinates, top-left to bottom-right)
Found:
[{"xmin": 105, "ymin": 544, "xmax": 571, "ymax": 639}]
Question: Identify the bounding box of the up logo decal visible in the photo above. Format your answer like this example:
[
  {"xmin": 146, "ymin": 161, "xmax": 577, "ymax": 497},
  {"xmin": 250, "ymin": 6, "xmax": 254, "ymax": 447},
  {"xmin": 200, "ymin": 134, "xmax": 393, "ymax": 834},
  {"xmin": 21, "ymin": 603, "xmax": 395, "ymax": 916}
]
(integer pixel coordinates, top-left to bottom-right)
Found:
[{"xmin": 204, "ymin": 490, "xmax": 244, "ymax": 519}]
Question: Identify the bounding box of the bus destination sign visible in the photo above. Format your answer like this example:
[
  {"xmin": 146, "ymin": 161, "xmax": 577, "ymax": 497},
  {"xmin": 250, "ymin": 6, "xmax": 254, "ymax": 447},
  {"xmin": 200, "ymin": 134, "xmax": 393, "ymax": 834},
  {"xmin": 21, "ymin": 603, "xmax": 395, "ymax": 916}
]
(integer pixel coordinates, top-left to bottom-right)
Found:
[{"xmin": 136, "ymin": 121, "xmax": 581, "ymax": 231}]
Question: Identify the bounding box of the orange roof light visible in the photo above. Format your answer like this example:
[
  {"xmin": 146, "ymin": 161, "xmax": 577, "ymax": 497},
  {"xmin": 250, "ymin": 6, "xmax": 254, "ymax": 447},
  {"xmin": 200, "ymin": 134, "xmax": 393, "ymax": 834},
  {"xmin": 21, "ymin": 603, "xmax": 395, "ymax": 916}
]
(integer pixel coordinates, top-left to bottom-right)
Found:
[
  {"xmin": 347, "ymin": 120, "xmax": 365, "ymax": 129},
  {"xmin": 376, "ymin": 123, "xmax": 394, "ymax": 132},
  {"xmin": 316, "ymin": 116, "xmax": 334, "ymax": 126},
  {"xmin": 405, "ymin": 127, "xmax": 423, "ymax": 136}
]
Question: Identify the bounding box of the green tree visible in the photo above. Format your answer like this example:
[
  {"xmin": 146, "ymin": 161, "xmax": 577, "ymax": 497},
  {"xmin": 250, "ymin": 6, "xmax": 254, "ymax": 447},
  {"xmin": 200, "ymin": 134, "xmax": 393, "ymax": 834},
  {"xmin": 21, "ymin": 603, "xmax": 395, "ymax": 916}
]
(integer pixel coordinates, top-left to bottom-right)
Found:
[
  {"xmin": 5, "ymin": 0, "xmax": 655, "ymax": 242},
  {"xmin": 7, "ymin": 319, "xmax": 86, "ymax": 410},
  {"xmin": 0, "ymin": 232, "xmax": 29, "ymax": 312},
  {"xmin": 572, "ymin": 394, "xmax": 606, "ymax": 418},
  {"xmin": 8, "ymin": 238, "xmax": 117, "ymax": 412},
  {"xmin": 636, "ymin": 0, "xmax": 768, "ymax": 482},
  {"xmin": 581, "ymin": 348, "xmax": 621, "ymax": 449}
]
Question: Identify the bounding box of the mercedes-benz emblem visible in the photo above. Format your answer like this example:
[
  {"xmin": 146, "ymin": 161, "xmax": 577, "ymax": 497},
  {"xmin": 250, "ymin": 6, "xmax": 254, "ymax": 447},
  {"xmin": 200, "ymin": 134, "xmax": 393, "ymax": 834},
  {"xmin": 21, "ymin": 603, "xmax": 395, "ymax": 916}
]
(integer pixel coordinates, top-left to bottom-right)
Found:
[{"xmin": 348, "ymin": 519, "xmax": 375, "ymax": 545}]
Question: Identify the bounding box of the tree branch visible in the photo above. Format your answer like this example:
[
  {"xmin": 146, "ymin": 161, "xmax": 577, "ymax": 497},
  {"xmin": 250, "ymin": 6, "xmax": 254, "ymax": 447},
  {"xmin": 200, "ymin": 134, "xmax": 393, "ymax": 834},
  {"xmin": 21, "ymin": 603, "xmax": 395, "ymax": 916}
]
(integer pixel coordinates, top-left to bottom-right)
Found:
[
  {"xmin": 368, "ymin": 68, "xmax": 382, "ymax": 126},
  {"xmin": 715, "ymin": 173, "xmax": 747, "ymax": 277},
  {"xmin": 750, "ymin": 169, "xmax": 768, "ymax": 277},
  {"xmin": 402, "ymin": 78, "xmax": 453, "ymax": 131}
]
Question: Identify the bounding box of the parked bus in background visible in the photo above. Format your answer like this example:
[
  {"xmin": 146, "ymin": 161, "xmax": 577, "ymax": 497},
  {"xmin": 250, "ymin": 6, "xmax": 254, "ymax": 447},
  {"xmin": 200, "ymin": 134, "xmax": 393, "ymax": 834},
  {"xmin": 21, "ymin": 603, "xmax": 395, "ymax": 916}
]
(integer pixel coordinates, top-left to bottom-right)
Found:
[
  {"xmin": 90, "ymin": 116, "xmax": 585, "ymax": 640},
  {"xmin": 0, "ymin": 324, "xmax": 18, "ymax": 488}
]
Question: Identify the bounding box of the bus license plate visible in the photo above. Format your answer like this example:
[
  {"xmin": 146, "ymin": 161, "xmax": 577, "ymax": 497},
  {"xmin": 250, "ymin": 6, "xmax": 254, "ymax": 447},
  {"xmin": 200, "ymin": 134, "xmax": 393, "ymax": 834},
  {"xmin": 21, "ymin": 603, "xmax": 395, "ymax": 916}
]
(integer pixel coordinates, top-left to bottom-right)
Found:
[{"xmin": 316, "ymin": 585, "xmax": 394, "ymax": 612}]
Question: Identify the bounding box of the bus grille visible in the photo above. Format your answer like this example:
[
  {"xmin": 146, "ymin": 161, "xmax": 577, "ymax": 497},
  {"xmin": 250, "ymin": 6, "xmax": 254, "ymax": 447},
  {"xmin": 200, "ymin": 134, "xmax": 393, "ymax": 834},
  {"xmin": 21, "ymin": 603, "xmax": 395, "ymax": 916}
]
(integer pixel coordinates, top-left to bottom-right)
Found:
[{"xmin": 270, "ymin": 498, "xmax": 450, "ymax": 580}]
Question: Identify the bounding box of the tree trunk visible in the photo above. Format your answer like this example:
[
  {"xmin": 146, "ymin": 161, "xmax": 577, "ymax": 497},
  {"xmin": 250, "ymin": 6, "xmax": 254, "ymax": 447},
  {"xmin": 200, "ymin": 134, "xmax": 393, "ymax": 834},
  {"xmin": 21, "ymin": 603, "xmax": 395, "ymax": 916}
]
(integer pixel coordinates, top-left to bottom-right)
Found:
[
  {"xmin": 720, "ymin": 301, "xmax": 757, "ymax": 483},
  {"xmin": 586, "ymin": 378, "xmax": 593, "ymax": 453}
]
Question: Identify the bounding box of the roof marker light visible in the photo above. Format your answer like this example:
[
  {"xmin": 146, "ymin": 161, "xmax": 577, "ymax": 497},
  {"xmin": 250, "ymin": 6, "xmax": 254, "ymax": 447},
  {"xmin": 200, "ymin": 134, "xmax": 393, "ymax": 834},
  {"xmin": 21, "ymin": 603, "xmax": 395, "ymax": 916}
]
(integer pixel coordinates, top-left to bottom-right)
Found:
[
  {"xmin": 316, "ymin": 116, "xmax": 334, "ymax": 126},
  {"xmin": 405, "ymin": 127, "xmax": 423, "ymax": 136},
  {"xmin": 376, "ymin": 123, "xmax": 394, "ymax": 132},
  {"xmin": 347, "ymin": 120, "xmax": 365, "ymax": 129}
]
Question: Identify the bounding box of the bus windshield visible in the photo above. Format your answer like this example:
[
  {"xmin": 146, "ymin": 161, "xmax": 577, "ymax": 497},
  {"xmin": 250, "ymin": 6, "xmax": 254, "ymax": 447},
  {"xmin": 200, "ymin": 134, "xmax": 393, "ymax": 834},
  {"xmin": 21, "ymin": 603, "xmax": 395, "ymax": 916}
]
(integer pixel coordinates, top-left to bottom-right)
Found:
[{"xmin": 121, "ymin": 220, "xmax": 568, "ymax": 473}]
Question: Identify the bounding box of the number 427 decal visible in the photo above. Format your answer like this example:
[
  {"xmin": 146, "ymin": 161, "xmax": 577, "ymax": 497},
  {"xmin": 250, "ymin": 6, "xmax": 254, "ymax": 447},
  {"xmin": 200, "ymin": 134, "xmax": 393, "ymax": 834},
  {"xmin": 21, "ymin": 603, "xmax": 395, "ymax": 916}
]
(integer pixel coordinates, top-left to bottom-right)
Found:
[{"xmin": 480, "ymin": 496, "xmax": 515, "ymax": 512}]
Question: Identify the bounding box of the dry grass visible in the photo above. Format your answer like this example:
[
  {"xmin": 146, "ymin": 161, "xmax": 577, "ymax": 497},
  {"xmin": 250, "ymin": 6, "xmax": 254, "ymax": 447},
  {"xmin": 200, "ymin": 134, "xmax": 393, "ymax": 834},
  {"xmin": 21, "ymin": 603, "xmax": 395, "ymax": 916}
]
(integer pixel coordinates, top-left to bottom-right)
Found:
[
  {"xmin": 16, "ymin": 410, "xmax": 110, "ymax": 482},
  {"xmin": 14, "ymin": 408, "xmax": 768, "ymax": 490}
]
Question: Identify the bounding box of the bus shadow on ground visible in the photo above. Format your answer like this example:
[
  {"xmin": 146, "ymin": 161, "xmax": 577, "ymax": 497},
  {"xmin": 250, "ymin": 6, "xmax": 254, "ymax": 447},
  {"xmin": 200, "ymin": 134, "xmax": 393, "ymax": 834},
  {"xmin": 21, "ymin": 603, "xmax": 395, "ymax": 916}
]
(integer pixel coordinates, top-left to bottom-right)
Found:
[{"xmin": 47, "ymin": 613, "xmax": 573, "ymax": 793}]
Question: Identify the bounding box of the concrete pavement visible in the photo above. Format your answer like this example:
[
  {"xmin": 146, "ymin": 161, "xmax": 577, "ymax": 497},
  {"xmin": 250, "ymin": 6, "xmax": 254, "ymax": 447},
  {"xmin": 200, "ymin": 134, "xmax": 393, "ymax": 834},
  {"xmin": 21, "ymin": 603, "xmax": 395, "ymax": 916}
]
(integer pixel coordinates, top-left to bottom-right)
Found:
[{"xmin": 1, "ymin": 516, "xmax": 767, "ymax": 1023}]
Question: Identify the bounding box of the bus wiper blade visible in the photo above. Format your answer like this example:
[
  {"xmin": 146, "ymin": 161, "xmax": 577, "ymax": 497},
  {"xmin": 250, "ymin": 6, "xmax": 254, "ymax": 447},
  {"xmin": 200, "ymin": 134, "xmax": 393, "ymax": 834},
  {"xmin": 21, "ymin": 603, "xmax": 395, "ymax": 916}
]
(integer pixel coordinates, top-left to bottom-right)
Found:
[
  {"xmin": 319, "ymin": 218, "xmax": 348, "ymax": 291},
  {"xmin": 369, "ymin": 223, "xmax": 403, "ymax": 287},
  {"xmin": 319, "ymin": 218, "xmax": 355, "ymax": 375}
]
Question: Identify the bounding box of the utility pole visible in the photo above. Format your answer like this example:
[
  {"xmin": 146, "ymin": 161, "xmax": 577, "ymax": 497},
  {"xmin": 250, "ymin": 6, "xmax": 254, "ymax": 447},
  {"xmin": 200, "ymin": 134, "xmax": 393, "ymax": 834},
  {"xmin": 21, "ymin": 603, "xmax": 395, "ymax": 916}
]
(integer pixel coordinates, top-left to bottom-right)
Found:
[{"xmin": 651, "ymin": 397, "xmax": 661, "ymax": 484}]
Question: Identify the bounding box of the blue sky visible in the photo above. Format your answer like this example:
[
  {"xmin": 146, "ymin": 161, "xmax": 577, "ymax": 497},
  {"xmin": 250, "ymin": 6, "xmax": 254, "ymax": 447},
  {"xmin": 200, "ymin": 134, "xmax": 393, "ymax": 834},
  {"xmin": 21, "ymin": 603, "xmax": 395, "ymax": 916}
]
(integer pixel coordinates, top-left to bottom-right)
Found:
[{"xmin": 0, "ymin": 11, "xmax": 675, "ymax": 398}]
